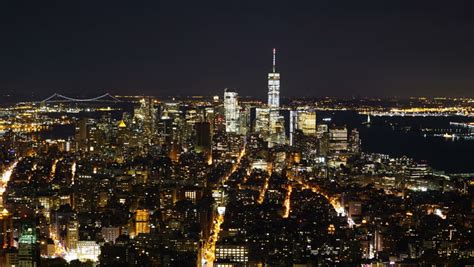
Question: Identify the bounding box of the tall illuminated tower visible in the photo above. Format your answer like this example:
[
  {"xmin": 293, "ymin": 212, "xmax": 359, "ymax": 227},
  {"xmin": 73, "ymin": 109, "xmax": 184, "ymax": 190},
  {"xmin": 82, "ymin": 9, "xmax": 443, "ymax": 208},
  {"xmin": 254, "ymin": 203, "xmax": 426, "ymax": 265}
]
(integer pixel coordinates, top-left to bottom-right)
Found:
[
  {"xmin": 267, "ymin": 48, "xmax": 280, "ymax": 108},
  {"xmin": 224, "ymin": 89, "xmax": 239, "ymax": 133}
]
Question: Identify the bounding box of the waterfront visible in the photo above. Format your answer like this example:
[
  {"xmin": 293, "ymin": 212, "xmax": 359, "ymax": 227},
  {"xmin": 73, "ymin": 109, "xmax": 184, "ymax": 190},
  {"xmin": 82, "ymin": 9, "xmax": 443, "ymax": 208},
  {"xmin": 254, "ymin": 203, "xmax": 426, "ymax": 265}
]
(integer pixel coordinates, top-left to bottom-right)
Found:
[{"xmin": 318, "ymin": 111, "xmax": 474, "ymax": 174}]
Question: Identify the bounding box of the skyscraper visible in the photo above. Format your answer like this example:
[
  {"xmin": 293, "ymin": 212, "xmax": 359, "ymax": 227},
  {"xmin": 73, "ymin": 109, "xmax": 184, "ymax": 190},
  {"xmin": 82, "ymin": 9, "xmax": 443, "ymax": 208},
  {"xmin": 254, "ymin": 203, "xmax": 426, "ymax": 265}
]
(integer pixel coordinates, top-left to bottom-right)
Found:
[
  {"xmin": 254, "ymin": 107, "xmax": 270, "ymax": 134},
  {"xmin": 195, "ymin": 122, "xmax": 211, "ymax": 154},
  {"xmin": 266, "ymin": 48, "xmax": 286, "ymax": 146},
  {"xmin": 297, "ymin": 109, "xmax": 317, "ymax": 136},
  {"xmin": 267, "ymin": 48, "xmax": 280, "ymax": 108},
  {"xmin": 66, "ymin": 220, "xmax": 79, "ymax": 251},
  {"xmin": 18, "ymin": 226, "xmax": 38, "ymax": 267},
  {"xmin": 74, "ymin": 117, "xmax": 88, "ymax": 151},
  {"xmin": 134, "ymin": 97, "xmax": 158, "ymax": 142},
  {"xmin": 329, "ymin": 126, "xmax": 348, "ymax": 154},
  {"xmin": 195, "ymin": 121, "xmax": 212, "ymax": 164},
  {"xmin": 0, "ymin": 208, "xmax": 13, "ymax": 249},
  {"xmin": 288, "ymin": 110, "xmax": 298, "ymax": 146},
  {"xmin": 224, "ymin": 89, "xmax": 239, "ymax": 133}
]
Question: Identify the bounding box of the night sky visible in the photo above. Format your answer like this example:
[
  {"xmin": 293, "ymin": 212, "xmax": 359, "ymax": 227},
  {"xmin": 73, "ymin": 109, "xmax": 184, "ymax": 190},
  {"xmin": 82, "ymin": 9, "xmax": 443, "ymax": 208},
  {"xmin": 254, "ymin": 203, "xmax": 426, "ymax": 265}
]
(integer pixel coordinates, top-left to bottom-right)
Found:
[{"xmin": 1, "ymin": 1, "xmax": 473, "ymax": 99}]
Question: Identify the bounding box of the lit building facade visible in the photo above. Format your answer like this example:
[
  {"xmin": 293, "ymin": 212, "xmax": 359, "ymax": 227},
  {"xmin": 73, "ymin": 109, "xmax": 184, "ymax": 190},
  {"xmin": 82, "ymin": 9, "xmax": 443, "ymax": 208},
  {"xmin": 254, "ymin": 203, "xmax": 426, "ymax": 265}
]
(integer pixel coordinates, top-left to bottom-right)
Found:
[
  {"xmin": 297, "ymin": 109, "xmax": 317, "ymax": 136},
  {"xmin": 254, "ymin": 108, "xmax": 270, "ymax": 135},
  {"xmin": 215, "ymin": 244, "xmax": 249, "ymax": 265},
  {"xmin": 224, "ymin": 89, "xmax": 240, "ymax": 134},
  {"xmin": 76, "ymin": 241, "xmax": 100, "ymax": 262},
  {"xmin": 134, "ymin": 97, "xmax": 158, "ymax": 143},
  {"xmin": 329, "ymin": 126, "xmax": 348, "ymax": 154},
  {"xmin": 66, "ymin": 220, "xmax": 79, "ymax": 251},
  {"xmin": 134, "ymin": 209, "xmax": 150, "ymax": 236},
  {"xmin": 18, "ymin": 227, "xmax": 38, "ymax": 267},
  {"xmin": 289, "ymin": 110, "xmax": 298, "ymax": 145},
  {"xmin": 101, "ymin": 227, "xmax": 121, "ymax": 244},
  {"xmin": 266, "ymin": 48, "xmax": 286, "ymax": 146},
  {"xmin": 267, "ymin": 48, "xmax": 280, "ymax": 108}
]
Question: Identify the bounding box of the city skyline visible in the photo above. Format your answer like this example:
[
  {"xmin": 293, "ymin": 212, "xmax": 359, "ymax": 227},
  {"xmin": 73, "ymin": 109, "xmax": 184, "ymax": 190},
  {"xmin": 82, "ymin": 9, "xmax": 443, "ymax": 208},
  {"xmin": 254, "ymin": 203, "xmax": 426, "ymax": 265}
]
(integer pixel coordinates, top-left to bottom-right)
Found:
[
  {"xmin": 1, "ymin": 1, "xmax": 474, "ymax": 98},
  {"xmin": 0, "ymin": 2, "xmax": 473, "ymax": 266},
  {"xmin": 0, "ymin": 85, "xmax": 473, "ymax": 266}
]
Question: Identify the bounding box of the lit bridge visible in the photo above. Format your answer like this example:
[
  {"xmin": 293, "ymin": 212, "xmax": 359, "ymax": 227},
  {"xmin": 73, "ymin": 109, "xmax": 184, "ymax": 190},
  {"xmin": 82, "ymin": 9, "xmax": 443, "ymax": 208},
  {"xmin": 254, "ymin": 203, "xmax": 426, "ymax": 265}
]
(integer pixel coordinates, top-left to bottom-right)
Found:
[{"xmin": 40, "ymin": 93, "xmax": 121, "ymax": 103}]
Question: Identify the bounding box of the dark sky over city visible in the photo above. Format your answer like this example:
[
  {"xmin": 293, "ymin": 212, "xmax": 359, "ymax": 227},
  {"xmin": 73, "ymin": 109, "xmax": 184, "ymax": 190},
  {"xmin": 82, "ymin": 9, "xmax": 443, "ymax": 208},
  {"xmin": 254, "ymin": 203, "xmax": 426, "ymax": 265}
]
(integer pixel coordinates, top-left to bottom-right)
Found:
[{"xmin": 0, "ymin": 0, "xmax": 473, "ymax": 98}]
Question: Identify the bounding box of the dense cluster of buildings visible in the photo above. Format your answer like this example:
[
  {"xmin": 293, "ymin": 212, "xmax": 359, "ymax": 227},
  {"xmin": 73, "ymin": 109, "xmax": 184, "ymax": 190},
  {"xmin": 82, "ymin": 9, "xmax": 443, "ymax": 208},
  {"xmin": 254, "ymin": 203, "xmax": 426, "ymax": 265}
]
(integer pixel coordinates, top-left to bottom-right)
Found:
[{"xmin": 0, "ymin": 50, "xmax": 472, "ymax": 266}]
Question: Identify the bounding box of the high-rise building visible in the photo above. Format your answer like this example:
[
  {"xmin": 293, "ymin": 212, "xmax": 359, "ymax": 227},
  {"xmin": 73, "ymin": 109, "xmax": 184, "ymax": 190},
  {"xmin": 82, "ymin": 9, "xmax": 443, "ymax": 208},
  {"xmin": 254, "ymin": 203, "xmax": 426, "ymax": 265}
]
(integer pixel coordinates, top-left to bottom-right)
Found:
[
  {"xmin": 404, "ymin": 162, "xmax": 431, "ymax": 181},
  {"xmin": 289, "ymin": 110, "xmax": 298, "ymax": 146},
  {"xmin": 195, "ymin": 122, "xmax": 212, "ymax": 164},
  {"xmin": 116, "ymin": 119, "xmax": 129, "ymax": 147},
  {"xmin": 317, "ymin": 124, "xmax": 329, "ymax": 138},
  {"xmin": 4, "ymin": 247, "xmax": 18, "ymax": 267},
  {"xmin": 224, "ymin": 89, "xmax": 239, "ymax": 133},
  {"xmin": 268, "ymin": 114, "xmax": 286, "ymax": 147},
  {"xmin": 349, "ymin": 128, "xmax": 361, "ymax": 154},
  {"xmin": 134, "ymin": 97, "xmax": 158, "ymax": 142},
  {"xmin": 18, "ymin": 226, "xmax": 38, "ymax": 267},
  {"xmin": 51, "ymin": 205, "xmax": 74, "ymax": 243},
  {"xmin": 66, "ymin": 220, "xmax": 79, "ymax": 251},
  {"xmin": 195, "ymin": 122, "xmax": 211, "ymax": 154},
  {"xmin": 74, "ymin": 118, "xmax": 88, "ymax": 151},
  {"xmin": 254, "ymin": 108, "xmax": 270, "ymax": 135},
  {"xmin": 278, "ymin": 109, "xmax": 294, "ymax": 144},
  {"xmin": 268, "ymin": 48, "xmax": 280, "ymax": 108},
  {"xmin": 238, "ymin": 105, "xmax": 251, "ymax": 135},
  {"xmin": 266, "ymin": 48, "xmax": 285, "ymax": 146},
  {"xmin": 329, "ymin": 126, "xmax": 348, "ymax": 154},
  {"xmin": 297, "ymin": 109, "xmax": 317, "ymax": 136},
  {"xmin": 0, "ymin": 208, "xmax": 12, "ymax": 249}
]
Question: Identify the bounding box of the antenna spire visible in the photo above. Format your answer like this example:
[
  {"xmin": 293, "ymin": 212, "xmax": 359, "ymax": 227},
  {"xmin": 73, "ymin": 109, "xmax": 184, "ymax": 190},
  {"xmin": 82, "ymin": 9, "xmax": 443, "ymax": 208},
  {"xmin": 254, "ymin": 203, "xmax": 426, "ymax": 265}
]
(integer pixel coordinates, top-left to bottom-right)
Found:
[{"xmin": 272, "ymin": 48, "xmax": 276, "ymax": 72}]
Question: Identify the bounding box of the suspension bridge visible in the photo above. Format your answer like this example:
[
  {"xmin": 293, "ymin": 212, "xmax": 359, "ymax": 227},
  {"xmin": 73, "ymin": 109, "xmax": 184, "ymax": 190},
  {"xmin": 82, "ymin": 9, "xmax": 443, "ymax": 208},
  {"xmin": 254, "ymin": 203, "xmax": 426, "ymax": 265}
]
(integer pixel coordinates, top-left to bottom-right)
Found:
[{"xmin": 40, "ymin": 93, "xmax": 121, "ymax": 103}]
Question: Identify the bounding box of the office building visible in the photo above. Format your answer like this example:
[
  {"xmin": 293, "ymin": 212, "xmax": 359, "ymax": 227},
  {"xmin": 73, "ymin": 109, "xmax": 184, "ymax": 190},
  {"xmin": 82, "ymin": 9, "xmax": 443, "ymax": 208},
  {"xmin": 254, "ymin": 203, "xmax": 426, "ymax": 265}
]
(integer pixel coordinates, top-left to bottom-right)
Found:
[
  {"xmin": 195, "ymin": 122, "xmax": 212, "ymax": 155},
  {"xmin": 224, "ymin": 89, "xmax": 240, "ymax": 134},
  {"xmin": 0, "ymin": 209, "xmax": 12, "ymax": 249},
  {"xmin": 329, "ymin": 126, "xmax": 348, "ymax": 154},
  {"xmin": 297, "ymin": 109, "xmax": 317, "ymax": 136},
  {"xmin": 18, "ymin": 227, "xmax": 38, "ymax": 267}
]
